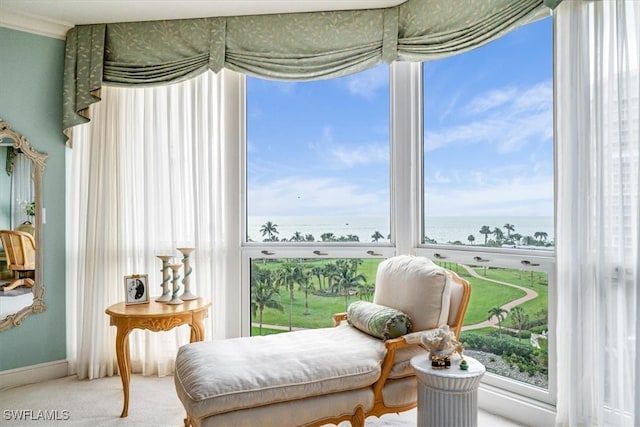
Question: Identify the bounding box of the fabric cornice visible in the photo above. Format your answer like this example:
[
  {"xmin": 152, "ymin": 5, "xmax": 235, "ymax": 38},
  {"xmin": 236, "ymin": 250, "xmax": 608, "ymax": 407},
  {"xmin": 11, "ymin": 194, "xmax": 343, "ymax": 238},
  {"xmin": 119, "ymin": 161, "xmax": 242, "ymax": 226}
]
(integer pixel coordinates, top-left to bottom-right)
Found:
[
  {"xmin": 62, "ymin": 24, "xmax": 105, "ymax": 137},
  {"xmin": 396, "ymin": 0, "xmax": 546, "ymax": 60},
  {"xmin": 62, "ymin": 0, "xmax": 553, "ymax": 143}
]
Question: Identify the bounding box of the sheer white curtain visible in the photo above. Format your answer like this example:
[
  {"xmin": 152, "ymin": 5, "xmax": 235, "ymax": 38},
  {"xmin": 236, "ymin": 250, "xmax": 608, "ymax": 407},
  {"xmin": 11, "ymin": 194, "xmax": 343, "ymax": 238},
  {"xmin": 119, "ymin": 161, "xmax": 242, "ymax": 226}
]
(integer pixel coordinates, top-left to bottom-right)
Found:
[
  {"xmin": 556, "ymin": 1, "xmax": 639, "ymax": 425},
  {"xmin": 66, "ymin": 70, "xmax": 242, "ymax": 379}
]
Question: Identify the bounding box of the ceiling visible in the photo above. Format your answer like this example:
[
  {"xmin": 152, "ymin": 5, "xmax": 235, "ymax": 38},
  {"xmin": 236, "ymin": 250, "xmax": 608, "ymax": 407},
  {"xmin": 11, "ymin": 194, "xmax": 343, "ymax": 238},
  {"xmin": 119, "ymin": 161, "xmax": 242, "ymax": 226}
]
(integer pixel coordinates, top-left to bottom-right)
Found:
[{"xmin": 0, "ymin": 0, "xmax": 405, "ymax": 39}]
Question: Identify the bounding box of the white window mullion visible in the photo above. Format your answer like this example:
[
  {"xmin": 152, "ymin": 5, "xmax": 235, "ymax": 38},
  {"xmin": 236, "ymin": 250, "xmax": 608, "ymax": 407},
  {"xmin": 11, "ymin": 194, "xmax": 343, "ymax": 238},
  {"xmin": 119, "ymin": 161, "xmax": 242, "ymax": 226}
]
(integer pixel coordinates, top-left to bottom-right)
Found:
[{"xmin": 390, "ymin": 61, "xmax": 423, "ymax": 255}]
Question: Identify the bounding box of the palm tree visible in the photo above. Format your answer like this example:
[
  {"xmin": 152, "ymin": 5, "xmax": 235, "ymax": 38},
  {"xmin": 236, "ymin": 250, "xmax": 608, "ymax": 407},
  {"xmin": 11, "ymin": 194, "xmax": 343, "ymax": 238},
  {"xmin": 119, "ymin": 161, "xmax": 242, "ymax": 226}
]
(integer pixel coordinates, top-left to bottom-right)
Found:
[
  {"xmin": 492, "ymin": 227, "xmax": 504, "ymax": 243},
  {"xmin": 479, "ymin": 225, "xmax": 492, "ymax": 245},
  {"xmin": 260, "ymin": 221, "xmax": 279, "ymax": 241},
  {"xmin": 323, "ymin": 262, "xmax": 338, "ymax": 292},
  {"xmin": 310, "ymin": 265, "xmax": 324, "ymax": 290},
  {"xmin": 528, "ymin": 270, "xmax": 536, "ymax": 287},
  {"xmin": 511, "ymin": 233, "xmax": 522, "ymax": 245},
  {"xmin": 304, "ymin": 234, "xmax": 315, "ymax": 242},
  {"xmin": 503, "ymin": 223, "xmax": 515, "ymax": 238},
  {"xmin": 348, "ymin": 258, "xmax": 363, "ymax": 271},
  {"xmin": 290, "ymin": 231, "xmax": 304, "ymax": 242},
  {"xmin": 356, "ymin": 282, "xmax": 375, "ymax": 301},
  {"xmin": 467, "ymin": 234, "xmax": 475, "ymax": 245},
  {"xmin": 320, "ymin": 232, "xmax": 336, "ymax": 242},
  {"xmin": 371, "ymin": 231, "xmax": 384, "ymax": 242},
  {"xmin": 331, "ymin": 260, "xmax": 367, "ymax": 311},
  {"xmin": 297, "ymin": 272, "xmax": 315, "ymax": 315},
  {"xmin": 534, "ymin": 231, "xmax": 548, "ymax": 244},
  {"xmin": 487, "ymin": 306, "xmax": 509, "ymax": 337},
  {"xmin": 276, "ymin": 262, "xmax": 305, "ymax": 331},
  {"xmin": 250, "ymin": 267, "xmax": 283, "ymax": 335},
  {"xmin": 509, "ymin": 306, "xmax": 529, "ymax": 338}
]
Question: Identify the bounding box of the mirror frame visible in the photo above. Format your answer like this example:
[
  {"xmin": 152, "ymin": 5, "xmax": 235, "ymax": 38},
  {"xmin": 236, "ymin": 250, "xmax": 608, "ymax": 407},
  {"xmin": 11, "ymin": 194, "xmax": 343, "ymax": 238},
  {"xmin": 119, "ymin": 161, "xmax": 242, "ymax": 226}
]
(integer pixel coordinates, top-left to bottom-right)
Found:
[{"xmin": 0, "ymin": 119, "xmax": 47, "ymax": 332}]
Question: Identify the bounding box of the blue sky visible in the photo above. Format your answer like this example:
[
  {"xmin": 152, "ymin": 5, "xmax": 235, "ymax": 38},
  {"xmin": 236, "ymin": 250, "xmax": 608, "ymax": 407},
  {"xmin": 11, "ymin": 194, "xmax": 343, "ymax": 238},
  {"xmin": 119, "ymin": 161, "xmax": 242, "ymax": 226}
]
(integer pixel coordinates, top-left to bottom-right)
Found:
[{"xmin": 247, "ymin": 17, "xmax": 553, "ymax": 219}]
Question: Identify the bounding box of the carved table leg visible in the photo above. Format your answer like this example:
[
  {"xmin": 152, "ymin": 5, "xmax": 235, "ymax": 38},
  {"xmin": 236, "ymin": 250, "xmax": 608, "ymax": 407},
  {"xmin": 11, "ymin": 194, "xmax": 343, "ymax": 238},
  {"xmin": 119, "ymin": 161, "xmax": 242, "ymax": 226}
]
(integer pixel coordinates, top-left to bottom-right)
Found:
[
  {"xmin": 190, "ymin": 312, "xmax": 206, "ymax": 343},
  {"xmin": 115, "ymin": 326, "xmax": 132, "ymax": 417}
]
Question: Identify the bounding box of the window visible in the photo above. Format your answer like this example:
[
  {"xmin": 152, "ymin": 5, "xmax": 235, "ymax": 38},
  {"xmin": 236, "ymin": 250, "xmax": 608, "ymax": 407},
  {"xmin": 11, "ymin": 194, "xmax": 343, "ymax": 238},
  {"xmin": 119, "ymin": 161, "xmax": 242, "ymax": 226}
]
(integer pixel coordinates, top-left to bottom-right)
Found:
[
  {"xmin": 245, "ymin": 66, "xmax": 393, "ymax": 334},
  {"xmin": 246, "ymin": 65, "xmax": 391, "ymax": 244},
  {"xmin": 419, "ymin": 17, "xmax": 555, "ymax": 402},
  {"xmin": 242, "ymin": 15, "xmax": 556, "ymax": 414},
  {"xmin": 423, "ymin": 18, "xmax": 554, "ymax": 250}
]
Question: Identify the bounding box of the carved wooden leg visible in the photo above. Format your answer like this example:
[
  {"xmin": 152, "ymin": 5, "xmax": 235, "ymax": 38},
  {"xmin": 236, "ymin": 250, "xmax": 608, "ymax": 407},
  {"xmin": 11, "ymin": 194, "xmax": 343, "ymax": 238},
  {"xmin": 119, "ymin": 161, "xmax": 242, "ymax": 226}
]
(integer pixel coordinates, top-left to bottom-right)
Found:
[
  {"xmin": 1, "ymin": 278, "xmax": 26, "ymax": 292},
  {"xmin": 190, "ymin": 315, "xmax": 206, "ymax": 343},
  {"xmin": 115, "ymin": 326, "xmax": 132, "ymax": 417},
  {"xmin": 351, "ymin": 406, "xmax": 366, "ymax": 427}
]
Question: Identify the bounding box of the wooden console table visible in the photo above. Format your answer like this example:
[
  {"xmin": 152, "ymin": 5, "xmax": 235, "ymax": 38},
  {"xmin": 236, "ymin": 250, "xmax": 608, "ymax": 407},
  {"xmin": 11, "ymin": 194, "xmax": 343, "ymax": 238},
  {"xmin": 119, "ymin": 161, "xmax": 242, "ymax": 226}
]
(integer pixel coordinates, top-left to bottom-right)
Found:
[{"xmin": 105, "ymin": 297, "xmax": 211, "ymax": 417}]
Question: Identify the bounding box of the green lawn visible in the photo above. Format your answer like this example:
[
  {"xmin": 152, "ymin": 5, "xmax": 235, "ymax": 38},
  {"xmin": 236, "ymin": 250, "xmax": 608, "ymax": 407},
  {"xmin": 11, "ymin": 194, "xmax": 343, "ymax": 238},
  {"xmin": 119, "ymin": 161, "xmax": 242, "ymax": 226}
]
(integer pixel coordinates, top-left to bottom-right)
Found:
[
  {"xmin": 473, "ymin": 266, "xmax": 549, "ymax": 326},
  {"xmin": 251, "ymin": 326, "xmax": 284, "ymax": 336},
  {"xmin": 462, "ymin": 275, "xmax": 526, "ymax": 325},
  {"xmin": 253, "ymin": 259, "xmax": 547, "ymax": 334},
  {"xmin": 256, "ymin": 290, "xmax": 349, "ymax": 329}
]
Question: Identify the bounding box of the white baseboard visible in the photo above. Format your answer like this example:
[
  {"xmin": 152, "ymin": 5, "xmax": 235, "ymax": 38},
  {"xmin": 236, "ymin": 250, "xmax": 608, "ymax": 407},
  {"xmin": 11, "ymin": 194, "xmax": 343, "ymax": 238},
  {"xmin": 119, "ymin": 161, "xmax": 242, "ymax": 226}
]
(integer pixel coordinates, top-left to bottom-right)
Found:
[
  {"xmin": 0, "ymin": 360, "xmax": 68, "ymax": 391},
  {"xmin": 479, "ymin": 383, "xmax": 557, "ymax": 426}
]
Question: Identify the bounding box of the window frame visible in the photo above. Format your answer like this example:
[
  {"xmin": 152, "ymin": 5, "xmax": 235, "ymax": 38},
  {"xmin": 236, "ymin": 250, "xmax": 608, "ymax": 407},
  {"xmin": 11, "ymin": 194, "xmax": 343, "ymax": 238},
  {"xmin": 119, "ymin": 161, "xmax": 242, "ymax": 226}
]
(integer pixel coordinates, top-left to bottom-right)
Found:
[
  {"xmin": 416, "ymin": 16, "xmax": 556, "ymax": 405},
  {"xmin": 240, "ymin": 38, "xmax": 557, "ymax": 415}
]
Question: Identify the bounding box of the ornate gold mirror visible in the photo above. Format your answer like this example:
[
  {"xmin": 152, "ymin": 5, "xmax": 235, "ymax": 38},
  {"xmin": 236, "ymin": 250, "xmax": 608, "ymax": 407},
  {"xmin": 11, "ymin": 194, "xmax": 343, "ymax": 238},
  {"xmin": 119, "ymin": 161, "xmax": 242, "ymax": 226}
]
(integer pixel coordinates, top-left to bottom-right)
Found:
[{"xmin": 0, "ymin": 119, "xmax": 47, "ymax": 332}]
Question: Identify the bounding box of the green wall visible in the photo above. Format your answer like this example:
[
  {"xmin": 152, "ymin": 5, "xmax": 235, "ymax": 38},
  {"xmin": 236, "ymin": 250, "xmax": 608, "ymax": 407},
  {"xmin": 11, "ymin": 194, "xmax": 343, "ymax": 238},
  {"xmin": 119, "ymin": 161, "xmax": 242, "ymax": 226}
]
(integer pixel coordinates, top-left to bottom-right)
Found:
[{"xmin": 0, "ymin": 27, "xmax": 67, "ymax": 370}]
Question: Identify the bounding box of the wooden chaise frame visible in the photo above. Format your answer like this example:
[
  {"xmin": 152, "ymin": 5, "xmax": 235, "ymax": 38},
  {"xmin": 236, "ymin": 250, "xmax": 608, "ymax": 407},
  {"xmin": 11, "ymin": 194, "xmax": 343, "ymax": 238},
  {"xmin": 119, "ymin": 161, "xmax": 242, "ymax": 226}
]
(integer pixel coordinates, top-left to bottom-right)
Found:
[
  {"xmin": 180, "ymin": 268, "xmax": 471, "ymax": 427},
  {"xmin": 303, "ymin": 270, "xmax": 471, "ymax": 427}
]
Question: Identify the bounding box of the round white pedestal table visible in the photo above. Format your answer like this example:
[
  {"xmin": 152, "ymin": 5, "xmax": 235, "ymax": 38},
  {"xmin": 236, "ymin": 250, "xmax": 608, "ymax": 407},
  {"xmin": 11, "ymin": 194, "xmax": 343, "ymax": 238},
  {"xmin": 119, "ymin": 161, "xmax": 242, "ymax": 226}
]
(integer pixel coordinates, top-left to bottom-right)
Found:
[{"xmin": 410, "ymin": 354, "xmax": 486, "ymax": 427}]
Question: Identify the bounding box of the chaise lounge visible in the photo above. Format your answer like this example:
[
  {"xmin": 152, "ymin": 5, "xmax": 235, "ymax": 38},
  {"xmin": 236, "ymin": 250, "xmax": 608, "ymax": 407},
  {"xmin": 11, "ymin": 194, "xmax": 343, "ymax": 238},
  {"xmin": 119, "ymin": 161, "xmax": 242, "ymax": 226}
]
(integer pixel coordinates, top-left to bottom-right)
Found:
[{"xmin": 174, "ymin": 255, "xmax": 471, "ymax": 426}]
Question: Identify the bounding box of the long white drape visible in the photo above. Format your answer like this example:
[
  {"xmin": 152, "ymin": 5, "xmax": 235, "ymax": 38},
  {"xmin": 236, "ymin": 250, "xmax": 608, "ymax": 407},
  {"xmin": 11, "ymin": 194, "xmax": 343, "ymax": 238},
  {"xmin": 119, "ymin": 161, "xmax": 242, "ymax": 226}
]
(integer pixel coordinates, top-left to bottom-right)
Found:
[
  {"xmin": 66, "ymin": 70, "xmax": 242, "ymax": 379},
  {"xmin": 556, "ymin": 1, "xmax": 639, "ymax": 425}
]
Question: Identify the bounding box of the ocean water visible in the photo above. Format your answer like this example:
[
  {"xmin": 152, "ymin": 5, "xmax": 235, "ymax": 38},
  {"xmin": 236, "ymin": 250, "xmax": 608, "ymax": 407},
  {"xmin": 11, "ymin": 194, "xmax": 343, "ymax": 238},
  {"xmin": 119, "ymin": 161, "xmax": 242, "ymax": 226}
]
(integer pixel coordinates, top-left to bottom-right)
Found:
[{"xmin": 247, "ymin": 215, "xmax": 554, "ymax": 245}]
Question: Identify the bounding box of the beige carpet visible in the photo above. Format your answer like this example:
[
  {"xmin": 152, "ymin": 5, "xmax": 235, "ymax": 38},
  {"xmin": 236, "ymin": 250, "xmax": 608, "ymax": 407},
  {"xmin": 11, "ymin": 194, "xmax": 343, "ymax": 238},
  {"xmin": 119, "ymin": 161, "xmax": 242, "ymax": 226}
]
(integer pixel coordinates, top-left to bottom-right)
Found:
[{"xmin": 0, "ymin": 374, "xmax": 521, "ymax": 426}]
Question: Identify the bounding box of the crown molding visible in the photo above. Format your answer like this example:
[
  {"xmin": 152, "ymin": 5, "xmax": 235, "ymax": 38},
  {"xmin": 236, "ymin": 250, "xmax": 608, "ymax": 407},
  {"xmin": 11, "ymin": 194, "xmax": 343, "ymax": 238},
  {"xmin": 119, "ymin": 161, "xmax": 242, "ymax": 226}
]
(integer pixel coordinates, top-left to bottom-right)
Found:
[{"xmin": 0, "ymin": 9, "xmax": 71, "ymax": 40}]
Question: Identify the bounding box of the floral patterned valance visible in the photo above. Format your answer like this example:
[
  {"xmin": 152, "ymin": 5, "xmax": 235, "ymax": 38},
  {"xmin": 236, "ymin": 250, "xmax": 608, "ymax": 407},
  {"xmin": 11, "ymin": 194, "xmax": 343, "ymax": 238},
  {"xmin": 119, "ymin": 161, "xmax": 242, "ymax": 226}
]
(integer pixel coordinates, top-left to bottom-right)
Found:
[{"xmin": 63, "ymin": 0, "xmax": 557, "ymax": 142}]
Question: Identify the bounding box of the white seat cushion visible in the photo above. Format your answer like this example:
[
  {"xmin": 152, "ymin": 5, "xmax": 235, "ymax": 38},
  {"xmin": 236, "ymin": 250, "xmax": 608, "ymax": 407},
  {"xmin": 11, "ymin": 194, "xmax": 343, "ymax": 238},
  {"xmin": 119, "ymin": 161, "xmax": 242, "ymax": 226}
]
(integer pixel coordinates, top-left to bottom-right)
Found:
[{"xmin": 175, "ymin": 324, "xmax": 386, "ymax": 420}]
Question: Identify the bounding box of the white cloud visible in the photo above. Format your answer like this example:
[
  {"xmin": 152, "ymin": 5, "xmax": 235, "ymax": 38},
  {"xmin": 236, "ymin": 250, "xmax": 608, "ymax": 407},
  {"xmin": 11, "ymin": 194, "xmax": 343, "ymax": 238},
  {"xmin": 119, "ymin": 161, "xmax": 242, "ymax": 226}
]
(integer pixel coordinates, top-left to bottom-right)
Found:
[
  {"xmin": 308, "ymin": 126, "xmax": 388, "ymax": 168},
  {"xmin": 466, "ymin": 87, "xmax": 518, "ymax": 114},
  {"xmin": 425, "ymin": 175, "xmax": 554, "ymax": 217},
  {"xmin": 345, "ymin": 66, "xmax": 388, "ymax": 99},
  {"xmin": 512, "ymin": 81, "xmax": 553, "ymax": 113},
  {"xmin": 426, "ymin": 80, "xmax": 553, "ymax": 154},
  {"xmin": 438, "ymin": 90, "xmax": 462, "ymax": 122},
  {"xmin": 248, "ymin": 176, "xmax": 388, "ymax": 216},
  {"xmin": 427, "ymin": 170, "xmax": 452, "ymax": 184},
  {"xmin": 328, "ymin": 143, "xmax": 388, "ymax": 167},
  {"xmin": 425, "ymin": 119, "xmax": 503, "ymax": 152},
  {"xmin": 495, "ymin": 111, "xmax": 552, "ymax": 153}
]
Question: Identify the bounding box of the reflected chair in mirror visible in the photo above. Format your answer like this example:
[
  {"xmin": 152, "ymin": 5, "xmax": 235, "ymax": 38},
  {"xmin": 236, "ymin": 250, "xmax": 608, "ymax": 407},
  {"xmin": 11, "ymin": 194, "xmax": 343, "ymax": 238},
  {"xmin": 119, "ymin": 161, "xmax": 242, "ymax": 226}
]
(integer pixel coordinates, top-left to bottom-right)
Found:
[{"xmin": 0, "ymin": 230, "xmax": 36, "ymax": 292}]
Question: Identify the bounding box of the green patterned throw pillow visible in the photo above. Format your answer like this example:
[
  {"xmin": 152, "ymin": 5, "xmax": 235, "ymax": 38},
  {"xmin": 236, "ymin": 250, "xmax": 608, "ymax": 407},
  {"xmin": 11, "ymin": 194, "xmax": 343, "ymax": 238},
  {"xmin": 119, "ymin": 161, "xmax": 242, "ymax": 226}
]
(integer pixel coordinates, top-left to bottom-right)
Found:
[{"xmin": 347, "ymin": 301, "xmax": 413, "ymax": 341}]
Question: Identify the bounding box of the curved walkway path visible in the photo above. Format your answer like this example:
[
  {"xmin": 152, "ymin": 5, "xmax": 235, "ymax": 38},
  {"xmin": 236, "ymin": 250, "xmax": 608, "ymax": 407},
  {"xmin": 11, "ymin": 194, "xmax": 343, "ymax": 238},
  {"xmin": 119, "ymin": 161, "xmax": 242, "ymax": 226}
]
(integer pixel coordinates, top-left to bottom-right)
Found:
[{"xmin": 460, "ymin": 264, "xmax": 538, "ymax": 331}]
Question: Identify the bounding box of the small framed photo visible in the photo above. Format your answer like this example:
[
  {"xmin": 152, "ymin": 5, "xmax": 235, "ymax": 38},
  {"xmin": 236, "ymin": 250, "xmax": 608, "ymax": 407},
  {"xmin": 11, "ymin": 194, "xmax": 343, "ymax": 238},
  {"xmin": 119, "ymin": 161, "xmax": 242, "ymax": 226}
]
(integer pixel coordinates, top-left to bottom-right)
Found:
[{"xmin": 124, "ymin": 274, "xmax": 149, "ymax": 305}]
